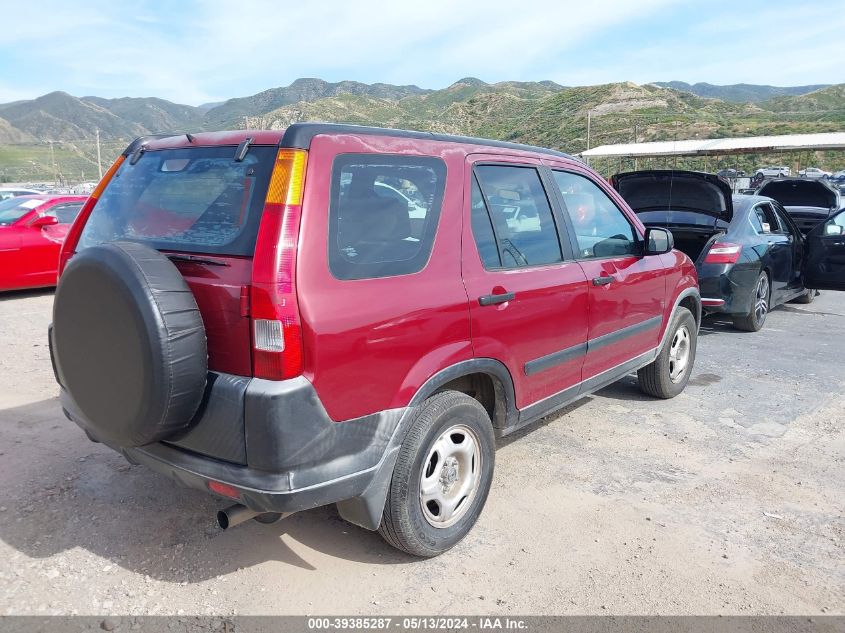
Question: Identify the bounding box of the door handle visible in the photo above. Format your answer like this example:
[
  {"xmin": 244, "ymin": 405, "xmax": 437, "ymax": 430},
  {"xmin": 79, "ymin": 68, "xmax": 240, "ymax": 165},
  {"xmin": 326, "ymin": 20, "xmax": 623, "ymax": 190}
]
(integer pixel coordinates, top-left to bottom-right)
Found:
[
  {"xmin": 592, "ymin": 276, "xmax": 615, "ymax": 286},
  {"xmin": 479, "ymin": 291, "xmax": 515, "ymax": 306}
]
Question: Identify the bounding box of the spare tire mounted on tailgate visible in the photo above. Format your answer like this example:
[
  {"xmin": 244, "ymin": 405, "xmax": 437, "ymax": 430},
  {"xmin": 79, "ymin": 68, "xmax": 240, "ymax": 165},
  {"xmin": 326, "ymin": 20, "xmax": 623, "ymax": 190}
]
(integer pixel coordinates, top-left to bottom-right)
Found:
[{"xmin": 53, "ymin": 241, "xmax": 207, "ymax": 447}]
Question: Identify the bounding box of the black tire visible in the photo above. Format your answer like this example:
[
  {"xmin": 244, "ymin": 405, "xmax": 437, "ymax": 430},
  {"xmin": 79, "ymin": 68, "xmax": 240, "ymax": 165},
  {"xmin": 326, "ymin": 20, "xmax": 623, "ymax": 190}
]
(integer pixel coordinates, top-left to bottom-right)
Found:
[
  {"xmin": 732, "ymin": 271, "xmax": 770, "ymax": 332},
  {"xmin": 52, "ymin": 241, "xmax": 207, "ymax": 447},
  {"xmin": 791, "ymin": 289, "xmax": 816, "ymax": 304},
  {"xmin": 254, "ymin": 512, "xmax": 284, "ymax": 524},
  {"xmin": 378, "ymin": 391, "xmax": 495, "ymax": 557},
  {"xmin": 637, "ymin": 307, "xmax": 697, "ymax": 399}
]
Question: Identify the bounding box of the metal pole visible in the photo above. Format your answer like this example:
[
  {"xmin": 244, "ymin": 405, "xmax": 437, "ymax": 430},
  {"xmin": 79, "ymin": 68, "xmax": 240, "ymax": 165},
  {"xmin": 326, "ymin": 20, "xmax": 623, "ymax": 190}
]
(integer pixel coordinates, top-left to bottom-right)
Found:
[
  {"xmin": 96, "ymin": 129, "xmax": 103, "ymax": 180},
  {"xmin": 49, "ymin": 141, "xmax": 57, "ymax": 186},
  {"xmin": 585, "ymin": 110, "xmax": 592, "ymax": 166},
  {"xmin": 633, "ymin": 123, "xmax": 638, "ymax": 170}
]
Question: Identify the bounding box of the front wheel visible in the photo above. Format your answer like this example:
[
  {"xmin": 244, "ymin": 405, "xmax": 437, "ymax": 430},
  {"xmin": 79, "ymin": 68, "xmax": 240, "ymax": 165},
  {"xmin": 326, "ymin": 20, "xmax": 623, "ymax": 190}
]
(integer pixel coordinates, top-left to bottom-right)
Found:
[
  {"xmin": 637, "ymin": 307, "xmax": 697, "ymax": 399},
  {"xmin": 791, "ymin": 288, "xmax": 816, "ymax": 304},
  {"xmin": 732, "ymin": 272, "xmax": 770, "ymax": 332},
  {"xmin": 378, "ymin": 391, "xmax": 495, "ymax": 557}
]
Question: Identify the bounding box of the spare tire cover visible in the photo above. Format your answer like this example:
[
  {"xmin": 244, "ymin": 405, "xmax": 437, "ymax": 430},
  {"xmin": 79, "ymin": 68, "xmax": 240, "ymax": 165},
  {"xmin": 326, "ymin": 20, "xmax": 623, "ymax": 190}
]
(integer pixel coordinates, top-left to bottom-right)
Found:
[{"xmin": 53, "ymin": 241, "xmax": 207, "ymax": 447}]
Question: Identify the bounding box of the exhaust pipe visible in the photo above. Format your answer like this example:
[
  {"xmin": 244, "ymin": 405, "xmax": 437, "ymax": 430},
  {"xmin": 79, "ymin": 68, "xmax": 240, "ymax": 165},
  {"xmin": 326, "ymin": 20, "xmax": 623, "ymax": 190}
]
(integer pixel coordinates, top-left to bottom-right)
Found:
[{"xmin": 217, "ymin": 504, "xmax": 259, "ymax": 530}]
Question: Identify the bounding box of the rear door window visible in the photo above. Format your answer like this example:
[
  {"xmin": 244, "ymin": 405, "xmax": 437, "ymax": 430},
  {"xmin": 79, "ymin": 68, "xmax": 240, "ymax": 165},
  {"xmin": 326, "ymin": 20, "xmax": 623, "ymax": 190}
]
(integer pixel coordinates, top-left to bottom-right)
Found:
[
  {"xmin": 77, "ymin": 146, "xmax": 276, "ymax": 256},
  {"xmin": 472, "ymin": 165, "xmax": 562, "ymax": 268},
  {"xmin": 328, "ymin": 154, "xmax": 446, "ymax": 280},
  {"xmin": 755, "ymin": 203, "xmax": 781, "ymax": 233}
]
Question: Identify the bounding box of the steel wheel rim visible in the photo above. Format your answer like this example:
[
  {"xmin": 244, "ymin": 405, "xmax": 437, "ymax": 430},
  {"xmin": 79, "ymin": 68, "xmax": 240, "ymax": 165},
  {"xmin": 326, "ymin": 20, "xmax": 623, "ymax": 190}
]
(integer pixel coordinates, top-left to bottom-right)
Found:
[
  {"xmin": 668, "ymin": 325, "xmax": 691, "ymax": 383},
  {"xmin": 755, "ymin": 275, "xmax": 769, "ymax": 323},
  {"xmin": 419, "ymin": 424, "xmax": 483, "ymax": 529}
]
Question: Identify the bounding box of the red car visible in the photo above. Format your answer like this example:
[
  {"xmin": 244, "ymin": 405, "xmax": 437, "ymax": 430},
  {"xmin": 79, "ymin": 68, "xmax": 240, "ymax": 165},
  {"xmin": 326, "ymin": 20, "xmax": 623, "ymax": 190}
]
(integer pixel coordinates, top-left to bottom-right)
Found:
[
  {"xmin": 51, "ymin": 125, "xmax": 701, "ymax": 557},
  {"xmin": 0, "ymin": 195, "xmax": 88, "ymax": 290}
]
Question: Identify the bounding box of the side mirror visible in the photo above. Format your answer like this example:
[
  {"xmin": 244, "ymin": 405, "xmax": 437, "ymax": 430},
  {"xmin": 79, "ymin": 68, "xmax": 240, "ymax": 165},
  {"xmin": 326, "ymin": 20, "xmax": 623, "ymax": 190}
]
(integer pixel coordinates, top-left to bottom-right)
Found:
[
  {"xmin": 31, "ymin": 215, "xmax": 59, "ymax": 228},
  {"xmin": 644, "ymin": 227, "xmax": 674, "ymax": 255},
  {"xmin": 824, "ymin": 223, "xmax": 844, "ymax": 236}
]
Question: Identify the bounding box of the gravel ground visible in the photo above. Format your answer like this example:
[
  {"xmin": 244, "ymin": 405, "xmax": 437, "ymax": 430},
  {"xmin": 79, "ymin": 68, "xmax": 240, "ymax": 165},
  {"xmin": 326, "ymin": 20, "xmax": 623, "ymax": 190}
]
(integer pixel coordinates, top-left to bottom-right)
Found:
[{"xmin": 0, "ymin": 289, "xmax": 842, "ymax": 616}]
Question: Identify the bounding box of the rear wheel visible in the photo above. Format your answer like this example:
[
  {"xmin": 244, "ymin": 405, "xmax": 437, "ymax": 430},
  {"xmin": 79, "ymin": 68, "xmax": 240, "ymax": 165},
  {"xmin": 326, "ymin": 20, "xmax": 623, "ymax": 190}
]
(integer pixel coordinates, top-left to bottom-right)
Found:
[
  {"xmin": 732, "ymin": 272, "xmax": 770, "ymax": 332},
  {"xmin": 637, "ymin": 307, "xmax": 696, "ymax": 399},
  {"xmin": 378, "ymin": 391, "xmax": 495, "ymax": 557}
]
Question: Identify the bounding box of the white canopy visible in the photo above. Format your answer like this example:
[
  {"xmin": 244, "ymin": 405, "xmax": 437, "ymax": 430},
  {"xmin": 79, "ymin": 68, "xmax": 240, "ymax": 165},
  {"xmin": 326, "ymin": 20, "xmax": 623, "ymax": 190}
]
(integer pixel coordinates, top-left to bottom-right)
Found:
[{"xmin": 580, "ymin": 132, "xmax": 845, "ymax": 158}]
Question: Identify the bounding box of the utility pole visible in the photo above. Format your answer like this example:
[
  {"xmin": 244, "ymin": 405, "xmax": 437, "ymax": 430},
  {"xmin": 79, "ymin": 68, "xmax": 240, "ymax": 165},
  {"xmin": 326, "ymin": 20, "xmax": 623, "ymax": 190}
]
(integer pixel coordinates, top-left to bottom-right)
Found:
[
  {"xmin": 49, "ymin": 140, "xmax": 58, "ymax": 186},
  {"xmin": 633, "ymin": 122, "xmax": 639, "ymax": 170},
  {"xmin": 96, "ymin": 129, "xmax": 103, "ymax": 180}
]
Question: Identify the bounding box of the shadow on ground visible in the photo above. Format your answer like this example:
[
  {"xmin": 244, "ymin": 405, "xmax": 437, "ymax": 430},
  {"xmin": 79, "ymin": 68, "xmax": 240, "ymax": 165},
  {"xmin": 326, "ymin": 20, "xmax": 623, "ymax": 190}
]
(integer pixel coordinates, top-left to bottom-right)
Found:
[
  {"xmin": 0, "ymin": 399, "xmax": 415, "ymax": 584},
  {"xmin": 0, "ymin": 288, "xmax": 54, "ymax": 303}
]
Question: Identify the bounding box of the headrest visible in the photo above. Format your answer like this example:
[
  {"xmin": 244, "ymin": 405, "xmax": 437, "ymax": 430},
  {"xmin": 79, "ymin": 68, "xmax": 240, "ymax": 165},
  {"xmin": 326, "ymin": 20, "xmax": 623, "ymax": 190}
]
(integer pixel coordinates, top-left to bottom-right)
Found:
[{"xmin": 339, "ymin": 196, "xmax": 411, "ymax": 245}]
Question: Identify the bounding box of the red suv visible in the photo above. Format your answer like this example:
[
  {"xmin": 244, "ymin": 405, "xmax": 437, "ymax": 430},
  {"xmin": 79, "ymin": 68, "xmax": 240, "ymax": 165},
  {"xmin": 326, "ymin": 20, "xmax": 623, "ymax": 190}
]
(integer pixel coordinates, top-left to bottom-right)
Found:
[{"xmin": 50, "ymin": 124, "xmax": 701, "ymax": 557}]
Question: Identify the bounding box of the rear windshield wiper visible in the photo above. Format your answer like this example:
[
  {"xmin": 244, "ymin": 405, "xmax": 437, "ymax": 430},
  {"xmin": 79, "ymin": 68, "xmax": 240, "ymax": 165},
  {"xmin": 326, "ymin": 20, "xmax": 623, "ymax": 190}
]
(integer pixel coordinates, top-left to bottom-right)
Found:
[
  {"xmin": 166, "ymin": 253, "xmax": 230, "ymax": 267},
  {"xmin": 234, "ymin": 137, "xmax": 254, "ymax": 162}
]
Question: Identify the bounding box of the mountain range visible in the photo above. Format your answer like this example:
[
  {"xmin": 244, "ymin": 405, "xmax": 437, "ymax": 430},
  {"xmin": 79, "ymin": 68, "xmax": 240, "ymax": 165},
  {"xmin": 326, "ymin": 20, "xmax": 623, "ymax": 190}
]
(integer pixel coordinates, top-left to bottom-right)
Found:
[{"xmin": 1, "ymin": 78, "xmax": 843, "ymax": 181}]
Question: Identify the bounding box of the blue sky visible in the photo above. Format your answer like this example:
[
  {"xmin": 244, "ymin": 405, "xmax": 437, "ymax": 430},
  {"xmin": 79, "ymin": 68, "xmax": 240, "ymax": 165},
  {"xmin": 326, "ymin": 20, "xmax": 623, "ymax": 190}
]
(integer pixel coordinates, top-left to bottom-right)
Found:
[{"xmin": 1, "ymin": 0, "xmax": 843, "ymax": 105}]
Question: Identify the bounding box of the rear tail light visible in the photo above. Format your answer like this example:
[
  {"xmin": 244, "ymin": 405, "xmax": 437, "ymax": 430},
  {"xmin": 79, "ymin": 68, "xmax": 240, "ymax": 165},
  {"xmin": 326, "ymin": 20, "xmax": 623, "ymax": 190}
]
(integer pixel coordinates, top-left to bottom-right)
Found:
[
  {"xmin": 704, "ymin": 242, "xmax": 742, "ymax": 264},
  {"xmin": 58, "ymin": 155, "xmax": 125, "ymax": 275},
  {"xmin": 250, "ymin": 149, "xmax": 308, "ymax": 380}
]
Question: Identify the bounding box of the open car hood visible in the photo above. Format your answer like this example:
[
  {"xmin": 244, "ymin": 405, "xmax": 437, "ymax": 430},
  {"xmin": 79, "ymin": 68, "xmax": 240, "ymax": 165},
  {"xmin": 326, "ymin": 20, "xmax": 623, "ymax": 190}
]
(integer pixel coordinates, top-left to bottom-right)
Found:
[
  {"xmin": 755, "ymin": 178, "xmax": 839, "ymax": 211},
  {"xmin": 611, "ymin": 170, "xmax": 733, "ymax": 223}
]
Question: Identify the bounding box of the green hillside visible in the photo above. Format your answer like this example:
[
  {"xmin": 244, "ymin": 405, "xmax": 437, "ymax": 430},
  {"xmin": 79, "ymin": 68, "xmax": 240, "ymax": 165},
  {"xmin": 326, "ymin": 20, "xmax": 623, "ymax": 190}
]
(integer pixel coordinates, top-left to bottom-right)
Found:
[
  {"xmin": 2, "ymin": 79, "xmax": 844, "ymax": 182},
  {"xmin": 653, "ymin": 81, "xmax": 830, "ymax": 103}
]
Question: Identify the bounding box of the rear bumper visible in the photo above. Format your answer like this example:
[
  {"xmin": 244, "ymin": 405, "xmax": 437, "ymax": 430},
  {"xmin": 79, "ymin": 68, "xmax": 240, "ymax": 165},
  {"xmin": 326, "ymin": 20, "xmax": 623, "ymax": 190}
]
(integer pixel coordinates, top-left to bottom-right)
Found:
[
  {"xmin": 51, "ymin": 325, "xmax": 407, "ymax": 529},
  {"xmin": 696, "ymin": 263, "xmax": 758, "ymax": 316}
]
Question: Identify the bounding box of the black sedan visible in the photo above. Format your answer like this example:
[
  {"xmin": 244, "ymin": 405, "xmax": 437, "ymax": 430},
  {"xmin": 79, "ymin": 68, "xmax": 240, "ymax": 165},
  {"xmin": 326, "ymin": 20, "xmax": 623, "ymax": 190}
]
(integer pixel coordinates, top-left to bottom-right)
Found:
[{"xmin": 612, "ymin": 170, "xmax": 845, "ymax": 332}]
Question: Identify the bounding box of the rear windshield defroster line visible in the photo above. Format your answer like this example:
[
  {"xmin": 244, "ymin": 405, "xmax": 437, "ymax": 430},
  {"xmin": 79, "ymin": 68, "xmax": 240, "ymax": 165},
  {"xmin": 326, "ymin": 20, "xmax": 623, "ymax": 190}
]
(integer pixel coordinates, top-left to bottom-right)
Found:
[{"xmin": 77, "ymin": 145, "xmax": 276, "ymax": 257}]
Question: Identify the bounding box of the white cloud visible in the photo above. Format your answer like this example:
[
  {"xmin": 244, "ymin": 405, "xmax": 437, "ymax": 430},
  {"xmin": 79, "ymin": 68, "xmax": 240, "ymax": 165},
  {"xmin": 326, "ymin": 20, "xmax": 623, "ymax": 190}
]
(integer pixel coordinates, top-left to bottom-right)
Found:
[
  {"xmin": 0, "ymin": 0, "xmax": 842, "ymax": 104},
  {"xmin": 0, "ymin": 0, "xmax": 680, "ymax": 103}
]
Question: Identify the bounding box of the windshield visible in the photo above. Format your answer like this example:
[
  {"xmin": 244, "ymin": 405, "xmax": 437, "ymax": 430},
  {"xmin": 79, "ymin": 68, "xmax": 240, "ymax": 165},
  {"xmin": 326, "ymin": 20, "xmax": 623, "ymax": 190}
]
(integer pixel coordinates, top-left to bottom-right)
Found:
[
  {"xmin": 0, "ymin": 197, "xmax": 43, "ymax": 225},
  {"xmin": 78, "ymin": 145, "xmax": 276, "ymax": 256}
]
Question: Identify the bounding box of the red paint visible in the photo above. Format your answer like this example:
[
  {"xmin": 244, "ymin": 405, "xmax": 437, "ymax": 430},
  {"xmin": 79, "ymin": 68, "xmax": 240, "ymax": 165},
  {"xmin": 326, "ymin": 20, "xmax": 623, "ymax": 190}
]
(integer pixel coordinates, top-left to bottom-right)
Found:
[
  {"xmin": 172, "ymin": 256, "xmax": 254, "ymax": 376},
  {"xmin": 297, "ymin": 134, "xmax": 473, "ymax": 421},
  {"xmin": 64, "ymin": 128, "xmax": 700, "ymax": 422},
  {"xmin": 577, "ymin": 255, "xmax": 666, "ymax": 377},
  {"xmin": 461, "ymin": 154, "xmax": 589, "ymax": 408},
  {"xmin": 0, "ymin": 195, "xmax": 88, "ymax": 291}
]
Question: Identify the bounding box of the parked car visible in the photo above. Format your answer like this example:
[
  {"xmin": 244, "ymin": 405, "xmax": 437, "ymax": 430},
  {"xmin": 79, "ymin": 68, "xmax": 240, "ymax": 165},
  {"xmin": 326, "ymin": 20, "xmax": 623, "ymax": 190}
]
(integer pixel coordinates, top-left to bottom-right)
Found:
[
  {"xmin": 0, "ymin": 195, "xmax": 87, "ymax": 291},
  {"xmin": 716, "ymin": 168, "xmax": 744, "ymax": 179},
  {"xmin": 611, "ymin": 170, "xmax": 845, "ymax": 331},
  {"xmin": 798, "ymin": 167, "xmax": 831, "ymax": 179},
  {"xmin": 50, "ymin": 124, "xmax": 702, "ymax": 557},
  {"xmin": 755, "ymin": 177, "xmax": 842, "ymax": 234},
  {"xmin": 755, "ymin": 166, "xmax": 791, "ymax": 178},
  {"xmin": 0, "ymin": 187, "xmax": 42, "ymax": 201},
  {"xmin": 826, "ymin": 170, "xmax": 845, "ymax": 186}
]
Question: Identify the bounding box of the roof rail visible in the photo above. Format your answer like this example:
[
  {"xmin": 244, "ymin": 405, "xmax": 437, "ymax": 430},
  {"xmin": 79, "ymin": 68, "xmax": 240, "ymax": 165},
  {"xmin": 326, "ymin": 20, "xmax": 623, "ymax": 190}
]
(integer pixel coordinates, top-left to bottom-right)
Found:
[{"xmin": 280, "ymin": 123, "xmax": 572, "ymax": 159}]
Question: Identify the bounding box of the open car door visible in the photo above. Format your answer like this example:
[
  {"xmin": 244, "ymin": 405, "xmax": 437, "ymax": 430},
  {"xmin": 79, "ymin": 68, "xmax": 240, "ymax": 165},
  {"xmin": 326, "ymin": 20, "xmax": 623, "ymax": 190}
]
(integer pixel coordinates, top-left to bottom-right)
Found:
[{"xmin": 804, "ymin": 208, "xmax": 845, "ymax": 291}]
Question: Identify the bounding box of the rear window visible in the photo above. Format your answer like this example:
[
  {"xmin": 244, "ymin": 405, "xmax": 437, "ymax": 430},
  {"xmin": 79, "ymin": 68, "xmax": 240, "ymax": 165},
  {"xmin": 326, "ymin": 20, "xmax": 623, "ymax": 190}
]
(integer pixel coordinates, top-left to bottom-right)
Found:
[
  {"xmin": 635, "ymin": 210, "xmax": 727, "ymax": 228},
  {"xmin": 77, "ymin": 145, "xmax": 276, "ymax": 256},
  {"xmin": 328, "ymin": 153, "xmax": 446, "ymax": 280}
]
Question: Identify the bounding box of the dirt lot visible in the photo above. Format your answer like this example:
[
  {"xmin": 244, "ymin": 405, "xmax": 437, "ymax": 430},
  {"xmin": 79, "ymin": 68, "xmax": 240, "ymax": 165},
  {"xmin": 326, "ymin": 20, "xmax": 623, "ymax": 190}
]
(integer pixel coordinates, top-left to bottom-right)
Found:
[{"xmin": 0, "ymin": 289, "xmax": 842, "ymax": 616}]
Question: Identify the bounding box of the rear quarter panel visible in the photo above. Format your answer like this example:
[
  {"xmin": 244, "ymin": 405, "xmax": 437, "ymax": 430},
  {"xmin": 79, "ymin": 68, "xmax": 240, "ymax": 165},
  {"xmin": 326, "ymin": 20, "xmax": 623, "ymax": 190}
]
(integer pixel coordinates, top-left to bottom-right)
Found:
[{"xmin": 296, "ymin": 134, "xmax": 472, "ymax": 421}]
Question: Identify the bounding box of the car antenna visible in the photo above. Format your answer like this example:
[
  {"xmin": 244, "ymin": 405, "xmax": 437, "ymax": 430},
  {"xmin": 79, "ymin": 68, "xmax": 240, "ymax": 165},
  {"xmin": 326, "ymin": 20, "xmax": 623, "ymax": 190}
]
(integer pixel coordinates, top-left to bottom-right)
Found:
[
  {"xmin": 234, "ymin": 137, "xmax": 254, "ymax": 162},
  {"xmin": 185, "ymin": 133, "xmax": 195, "ymax": 143}
]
